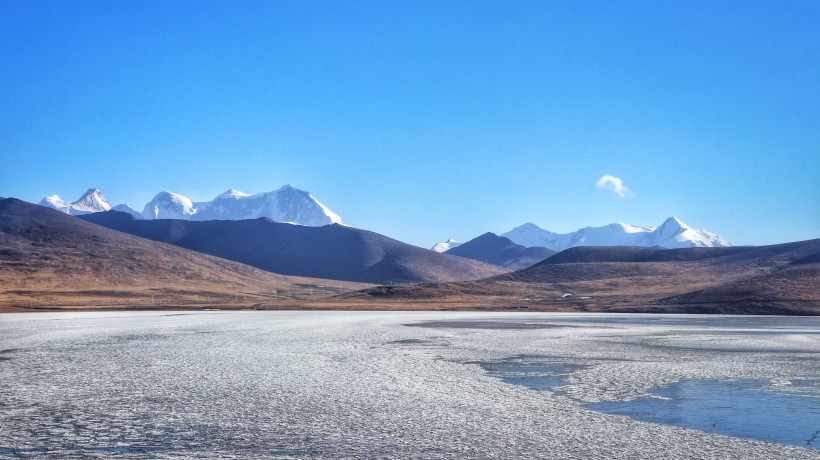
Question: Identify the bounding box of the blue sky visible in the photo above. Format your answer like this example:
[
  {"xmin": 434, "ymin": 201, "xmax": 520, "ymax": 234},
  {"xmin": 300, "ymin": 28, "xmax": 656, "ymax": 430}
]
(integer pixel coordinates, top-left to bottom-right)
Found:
[{"xmin": 2, "ymin": 0, "xmax": 818, "ymax": 247}]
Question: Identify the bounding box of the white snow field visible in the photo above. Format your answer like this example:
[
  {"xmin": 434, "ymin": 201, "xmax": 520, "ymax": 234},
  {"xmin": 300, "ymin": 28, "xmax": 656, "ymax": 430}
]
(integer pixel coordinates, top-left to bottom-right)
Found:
[{"xmin": 0, "ymin": 311, "xmax": 817, "ymax": 458}]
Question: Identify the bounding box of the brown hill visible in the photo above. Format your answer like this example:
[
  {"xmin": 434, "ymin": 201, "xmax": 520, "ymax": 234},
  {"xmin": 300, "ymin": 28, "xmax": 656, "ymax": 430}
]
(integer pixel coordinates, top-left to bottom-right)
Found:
[
  {"xmin": 444, "ymin": 232, "xmax": 556, "ymax": 269},
  {"xmin": 0, "ymin": 198, "xmax": 371, "ymax": 311},
  {"xmin": 310, "ymin": 240, "xmax": 820, "ymax": 314},
  {"xmin": 79, "ymin": 210, "xmax": 507, "ymax": 284}
]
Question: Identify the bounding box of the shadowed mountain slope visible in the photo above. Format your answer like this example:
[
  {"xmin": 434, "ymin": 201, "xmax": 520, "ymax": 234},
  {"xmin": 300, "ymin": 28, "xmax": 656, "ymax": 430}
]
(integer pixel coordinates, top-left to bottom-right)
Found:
[
  {"xmin": 445, "ymin": 232, "xmax": 556, "ymax": 270},
  {"xmin": 79, "ymin": 211, "xmax": 507, "ymax": 285},
  {"xmin": 0, "ymin": 198, "xmax": 370, "ymax": 310}
]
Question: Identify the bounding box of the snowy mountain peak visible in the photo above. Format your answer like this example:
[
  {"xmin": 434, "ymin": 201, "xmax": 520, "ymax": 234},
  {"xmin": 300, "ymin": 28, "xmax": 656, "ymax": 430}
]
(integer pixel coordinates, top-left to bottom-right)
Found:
[
  {"xmin": 502, "ymin": 218, "xmax": 730, "ymax": 251},
  {"xmin": 39, "ymin": 189, "xmax": 111, "ymax": 215},
  {"xmin": 141, "ymin": 191, "xmax": 197, "ymax": 220},
  {"xmin": 215, "ymin": 188, "xmax": 251, "ymax": 200},
  {"xmin": 659, "ymin": 216, "xmax": 687, "ymax": 229},
  {"xmin": 432, "ymin": 239, "xmax": 461, "ymax": 253},
  {"xmin": 72, "ymin": 188, "xmax": 112, "ymax": 213},
  {"xmin": 112, "ymin": 203, "xmax": 140, "ymax": 217},
  {"xmin": 502, "ymin": 223, "xmax": 561, "ymax": 248},
  {"xmin": 41, "ymin": 194, "xmax": 67, "ymax": 209}
]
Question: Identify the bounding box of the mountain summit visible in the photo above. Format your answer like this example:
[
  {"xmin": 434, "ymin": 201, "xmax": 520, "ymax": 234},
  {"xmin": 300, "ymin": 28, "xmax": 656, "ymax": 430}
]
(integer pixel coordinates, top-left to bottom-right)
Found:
[
  {"xmin": 39, "ymin": 188, "xmax": 113, "ymax": 215},
  {"xmin": 502, "ymin": 217, "xmax": 731, "ymax": 251}
]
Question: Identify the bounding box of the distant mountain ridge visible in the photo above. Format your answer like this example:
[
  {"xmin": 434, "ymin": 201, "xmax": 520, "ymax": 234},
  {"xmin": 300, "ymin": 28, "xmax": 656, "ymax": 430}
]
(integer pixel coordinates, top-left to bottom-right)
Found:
[
  {"xmin": 39, "ymin": 185, "xmax": 343, "ymax": 227},
  {"xmin": 444, "ymin": 233, "xmax": 557, "ymax": 270},
  {"xmin": 502, "ymin": 217, "xmax": 731, "ymax": 251},
  {"xmin": 79, "ymin": 210, "xmax": 507, "ymax": 285}
]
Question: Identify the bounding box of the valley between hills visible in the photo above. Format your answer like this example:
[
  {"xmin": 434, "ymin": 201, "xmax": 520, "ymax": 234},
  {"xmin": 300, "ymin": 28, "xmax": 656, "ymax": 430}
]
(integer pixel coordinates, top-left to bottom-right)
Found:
[{"xmin": 1, "ymin": 195, "xmax": 818, "ymax": 315}]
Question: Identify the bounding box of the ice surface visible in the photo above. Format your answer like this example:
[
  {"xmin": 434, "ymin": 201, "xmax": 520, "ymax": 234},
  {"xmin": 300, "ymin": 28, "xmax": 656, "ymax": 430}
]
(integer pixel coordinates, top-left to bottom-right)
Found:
[{"xmin": 0, "ymin": 312, "xmax": 817, "ymax": 458}]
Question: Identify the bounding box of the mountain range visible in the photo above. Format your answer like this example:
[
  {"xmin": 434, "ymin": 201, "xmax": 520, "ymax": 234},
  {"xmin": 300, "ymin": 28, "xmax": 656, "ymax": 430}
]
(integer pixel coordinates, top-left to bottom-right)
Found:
[
  {"xmin": 79, "ymin": 210, "xmax": 506, "ymax": 285},
  {"xmin": 500, "ymin": 217, "xmax": 731, "ymax": 251},
  {"xmin": 5, "ymin": 192, "xmax": 818, "ymax": 314},
  {"xmin": 41, "ymin": 189, "xmax": 732, "ymax": 254},
  {"xmin": 39, "ymin": 186, "xmax": 343, "ymax": 227}
]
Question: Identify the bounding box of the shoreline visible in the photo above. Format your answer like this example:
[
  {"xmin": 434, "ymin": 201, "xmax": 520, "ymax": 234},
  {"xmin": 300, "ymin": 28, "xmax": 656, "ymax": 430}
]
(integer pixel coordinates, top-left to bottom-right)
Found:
[{"xmin": 2, "ymin": 304, "xmax": 818, "ymax": 316}]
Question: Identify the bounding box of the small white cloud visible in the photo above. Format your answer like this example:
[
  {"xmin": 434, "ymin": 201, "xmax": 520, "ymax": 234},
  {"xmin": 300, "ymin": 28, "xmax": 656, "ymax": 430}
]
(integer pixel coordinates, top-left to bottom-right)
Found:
[{"xmin": 596, "ymin": 174, "xmax": 631, "ymax": 198}]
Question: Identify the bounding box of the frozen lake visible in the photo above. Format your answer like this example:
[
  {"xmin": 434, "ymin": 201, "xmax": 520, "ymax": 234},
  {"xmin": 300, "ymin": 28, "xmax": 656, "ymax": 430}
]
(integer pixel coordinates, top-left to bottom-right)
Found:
[{"xmin": 0, "ymin": 311, "xmax": 818, "ymax": 458}]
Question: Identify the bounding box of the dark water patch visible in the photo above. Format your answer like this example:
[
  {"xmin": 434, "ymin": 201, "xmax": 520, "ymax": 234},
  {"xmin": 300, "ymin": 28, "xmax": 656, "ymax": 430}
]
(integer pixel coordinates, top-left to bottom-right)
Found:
[
  {"xmin": 469, "ymin": 355, "xmax": 584, "ymax": 391},
  {"xmin": 406, "ymin": 320, "xmax": 584, "ymax": 330},
  {"xmin": 105, "ymin": 333, "xmax": 169, "ymax": 344},
  {"xmin": 387, "ymin": 337, "xmax": 451, "ymax": 348},
  {"xmin": 588, "ymin": 379, "xmax": 820, "ymax": 448},
  {"xmin": 86, "ymin": 445, "xmax": 169, "ymax": 454},
  {"xmin": 388, "ymin": 338, "xmax": 430, "ymax": 344},
  {"xmin": 0, "ymin": 348, "xmax": 20, "ymax": 362}
]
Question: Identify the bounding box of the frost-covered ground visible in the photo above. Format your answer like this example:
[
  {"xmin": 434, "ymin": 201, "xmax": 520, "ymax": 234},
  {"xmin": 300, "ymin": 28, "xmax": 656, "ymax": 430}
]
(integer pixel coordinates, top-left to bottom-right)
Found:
[{"xmin": 0, "ymin": 311, "xmax": 817, "ymax": 458}]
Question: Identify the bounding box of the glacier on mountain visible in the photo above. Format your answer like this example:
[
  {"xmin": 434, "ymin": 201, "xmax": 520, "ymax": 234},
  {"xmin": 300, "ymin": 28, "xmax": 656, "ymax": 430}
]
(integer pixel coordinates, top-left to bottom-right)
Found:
[{"xmin": 502, "ymin": 217, "xmax": 731, "ymax": 251}]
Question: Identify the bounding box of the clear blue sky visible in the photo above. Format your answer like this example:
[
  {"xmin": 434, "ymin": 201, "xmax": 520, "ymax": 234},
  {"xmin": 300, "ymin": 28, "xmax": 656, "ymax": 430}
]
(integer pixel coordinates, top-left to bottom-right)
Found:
[{"xmin": 2, "ymin": 0, "xmax": 818, "ymax": 247}]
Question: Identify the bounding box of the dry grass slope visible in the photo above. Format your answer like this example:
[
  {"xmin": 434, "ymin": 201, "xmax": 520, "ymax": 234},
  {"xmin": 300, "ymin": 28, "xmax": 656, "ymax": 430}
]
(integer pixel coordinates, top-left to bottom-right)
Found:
[
  {"xmin": 307, "ymin": 241, "xmax": 820, "ymax": 315},
  {"xmin": 0, "ymin": 198, "xmax": 370, "ymax": 311}
]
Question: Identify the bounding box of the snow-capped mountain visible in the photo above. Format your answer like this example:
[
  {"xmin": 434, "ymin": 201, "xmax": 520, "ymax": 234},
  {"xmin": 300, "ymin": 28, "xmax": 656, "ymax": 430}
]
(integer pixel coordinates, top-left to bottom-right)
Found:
[
  {"xmin": 39, "ymin": 185, "xmax": 344, "ymax": 226},
  {"xmin": 111, "ymin": 203, "xmax": 140, "ymax": 217},
  {"xmin": 140, "ymin": 185, "xmax": 343, "ymax": 226},
  {"xmin": 502, "ymin": 217, "xmax": 731, "ymax": 251},
  {"xmin": 431, "ymin": 239, "xmax": 461, "ymax": 252},
  {"xmin": 141, "ymin": 191, "xmax": 197, "ymax": 220},
  {"xmin": 38, "ymin": 188, "xmax": 112, "ymax": 215}
]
